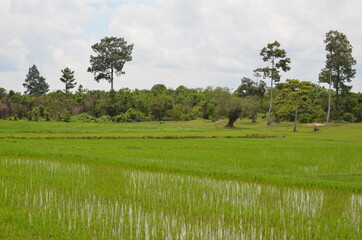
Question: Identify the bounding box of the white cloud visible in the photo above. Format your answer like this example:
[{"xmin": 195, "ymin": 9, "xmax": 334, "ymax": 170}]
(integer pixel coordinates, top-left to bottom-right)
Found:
[{"xmin": 0, "ymin": 0, "xmax": 362, "ymax": 92}]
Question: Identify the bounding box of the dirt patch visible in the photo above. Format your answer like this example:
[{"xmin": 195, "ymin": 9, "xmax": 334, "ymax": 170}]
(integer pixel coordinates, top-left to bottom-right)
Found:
[{"xmin": 309, "ymin": 123, "xmax": 325, "ymax": 126}]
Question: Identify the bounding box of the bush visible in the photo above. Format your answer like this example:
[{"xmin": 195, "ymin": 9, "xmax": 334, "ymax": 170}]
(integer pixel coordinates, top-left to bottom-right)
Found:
[
  {"xmin": 299, "ymin": 114, "xmax": 312, "ymax": 123},
  {"xmin": 95, "ymin": 115, "xmax": 113, "ymax": 123},
  {"xmin": 44, "ymin": 112, "xmax": 51, "ymax": 122},
  {"xmin": 180, "ymin": 113, "xmax": 194, "ymax": 121},
  {"xmin": 27, "ymin": 107, "xmax": 40, "ymax": 121},
  {"xmin": 125, "ymin": 108, "xmax": 146, "ymax": 122},
  {"xmin": 70, "ymin": 113, "xmax": 94, "ymax": 122},
  {"xmin": 113, "ymin": 113, "xmax": 129, "ymax": 123},
  {"xmin": 343, "ymin": 112, "xmax": 356, "ymax": 123},
  {"xmin": 56, "ymin": 110, "xmax": 71, "ymax": 122},
  {"xmin": 8, "ymin": 115, "xmax": 18, "ymax": 121}
]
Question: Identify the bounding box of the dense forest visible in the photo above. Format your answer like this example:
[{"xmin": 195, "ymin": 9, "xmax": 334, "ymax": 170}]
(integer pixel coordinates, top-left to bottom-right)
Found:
[
  {"xmin": 1, "ymin": 31, "xmax": 361, "ymax": 127},
  {"xmin": 1, "ymin": 79, "xmax": 362, "ymax": 126}
]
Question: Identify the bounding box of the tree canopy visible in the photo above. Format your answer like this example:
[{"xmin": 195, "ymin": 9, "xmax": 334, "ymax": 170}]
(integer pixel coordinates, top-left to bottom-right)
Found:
[
  {"xmin": 23, "ymin": 65, "xmax": 49, "ymax": 95},
  {"xmin": 88, "ymin": 36, "xmax": 134, "ymax": 91},
  {"xmin": 60, "ymin": 67, "xmax": 77, "ymax": 93}
]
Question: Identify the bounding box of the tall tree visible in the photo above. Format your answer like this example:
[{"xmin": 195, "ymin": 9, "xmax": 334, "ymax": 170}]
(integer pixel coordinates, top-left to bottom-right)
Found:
[
  {"xmin": 88, "ymin": 36, "xmax": 134, "ymax": 91},
  {"xmin": 319, "ymin": 30, "xmax": 356, "ymax": 122},
  {"xmin": 60, "ymin": 67, "xmax": 77, "ymax": 93},
  {"xmin": 255, "ymin": 41, "xmax": 291, "ymax": 124},
  {"xmin": 23, "ymin": 65, "xmax": 49, "ymax": 95}
]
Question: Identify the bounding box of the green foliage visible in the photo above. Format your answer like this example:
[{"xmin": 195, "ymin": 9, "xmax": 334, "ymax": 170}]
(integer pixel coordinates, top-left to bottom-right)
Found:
[
  {"xmin": 150, "ymin": 84, "xmax": 167, "ymax": 94},
  {"xmin": 28, "ymin": 107, "xmax": 40, "ymax": 121},
  {"xmin": 1, "ymin": 82, "xmax": 362, "ymax": 123},
  {"xmin": 235, "ymin": 77, "xmax": 266, "ymax": 123},
  {"xmin": 60, "ymin": 67, "xmax": 77, "ymax": 93},
  {"xmin": 235, "ymin": 77, "xmax": 266, "ymax": 98},
  {"xmin": 200, "ymin": 103, "xmax": 217, "ymax": 120},
  {"xmin": 255, "ymin": 41, "xmax": 291, "ymax": 83},
  {"xmin": 113, "ymin": 113, "xmax": 128, "ymax": 123},
  {"xmin": 88, "ymin": 36, "xmax": 134, "ymax": 90},
  {"xmin": 23, "ymin": 65, "xmax": 49, "ymax": 95},
  {"xmin": 8, "ymin": 115, "xmax": 18, "ymax": 121},
  {"xmin": 70, "ymin": 113, "xmax": 94, "ymax": 122},
  {"xmin": 211, "ymin": 87, "xmax": 243, "ymax": 127},
  {"xmin": 125, "ymin": 108, "xmax": 146, "ymax": 122},
  {"xmin": 241, "ymin": 96, "xmax": 262, "ymax": 122},
  {"xmin": 319, "ymin": 30, "xmax": 356, "ymax": 120},
  {"xmin": 298, "ymin": 114, "xmax": 312, "ymax": 123},
  {"xmin": 149, "ymin": 95, "xmax": 174, "ymax": 120},
  {"xmin": 276, "ymin": 80, "xmax": 315, "ymax": 115},
  {"xmin": 95, "ymin": 115, "xmax": 113, "ymax": 123},
  {"xmin": 57, "ymin": 110, "xmax": 71, "ymax": 122},
  {"xmin": 343, "ymin": 112, "xmax": 356, "ymax": 123}
]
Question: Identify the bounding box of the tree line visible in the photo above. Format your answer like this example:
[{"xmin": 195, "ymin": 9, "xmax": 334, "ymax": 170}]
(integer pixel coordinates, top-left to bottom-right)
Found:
[
  {"xmin": 1, "ymin": 80, "xmax": 361, "ymax": 127},
  {"xmin": 0, "ymin": 30, "xmax": 360, "ymax": 128}
]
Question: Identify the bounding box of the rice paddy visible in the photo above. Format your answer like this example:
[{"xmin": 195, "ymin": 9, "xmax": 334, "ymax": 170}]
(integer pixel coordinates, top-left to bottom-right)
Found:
[{"xmin": 0, "ymin": 120, "xmax": 361, "ymax": 239}]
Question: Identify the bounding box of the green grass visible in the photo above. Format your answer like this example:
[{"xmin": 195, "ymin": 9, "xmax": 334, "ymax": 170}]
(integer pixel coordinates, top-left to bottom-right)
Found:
[{"xmin": 0, "ymin": 119, "xmax": 361, "ymax": 239}]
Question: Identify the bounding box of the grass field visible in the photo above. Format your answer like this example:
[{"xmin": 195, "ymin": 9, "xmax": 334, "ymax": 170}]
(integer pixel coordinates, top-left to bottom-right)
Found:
[{"xmin": 0, "ymin": 120, "xmax": 361, "ymax": 239}]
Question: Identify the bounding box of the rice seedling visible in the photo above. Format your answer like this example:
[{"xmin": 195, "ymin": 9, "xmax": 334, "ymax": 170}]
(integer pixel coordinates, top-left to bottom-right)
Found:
[
  {"xmin": 0, "ymin": 120, "xmax": 361, "ymax": 239},
  {"xmin": 0, "ymin": 159, "xmax": 361, "ymax": 239}
]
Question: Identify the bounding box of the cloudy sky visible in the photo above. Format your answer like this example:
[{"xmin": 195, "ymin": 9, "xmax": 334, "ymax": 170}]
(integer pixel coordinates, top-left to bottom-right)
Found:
[{"xmin": 1, "ymin": 0, "xmax": 362, "ymax": 93}]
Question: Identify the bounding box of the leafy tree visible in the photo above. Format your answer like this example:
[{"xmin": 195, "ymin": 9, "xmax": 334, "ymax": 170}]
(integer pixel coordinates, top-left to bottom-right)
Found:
[
  {"xmin": 211, "ymin": 88, "xmax": 243, "ymax": 128},
  {"xmin": 240, "ymin": 96, "xmax": 262, "ymax": 123},
  {"xmin": 151, "ymin": 84, "xmax": 167, "ymax": 93},
  {"xmin": 23, "ymin": 65, "xmax": 49, "ymax": 95},
  {"xmin": 255, "ymin": 41, "xmax": 291, "ymax": 124},
  {"xmin": 319, "ymin": 30, "xmax": 356, "ymax": 122},
  {"xmin": 60, "ymin": 67, "xmax": 77, "ymax": 93},
  {"xmin": 235, "ymin": 77, "xmax": 266, "ymax": 99},
  {"xmin": 149, "ymin": 95, "xmax": 174, "ymax": 120},
  {"xmin": 88, "ymin": 36, "xmax": 134, "ymax": 91},
  {"xmin": 276, "ymin": 80, "xmax": 314, "ymax": 132},
  {"xmin": 235, "ymin": 77, "xmax": 266, "ymax": 122},
  {"xmin": 353, "ymin": 92, "xmax": 362, "ymax": 122}
]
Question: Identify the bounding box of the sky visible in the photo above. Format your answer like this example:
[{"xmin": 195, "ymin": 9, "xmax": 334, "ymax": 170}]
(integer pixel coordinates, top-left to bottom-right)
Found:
[{"xmin": 1, "ymin": 0, "xmax": 362, "ymax": 93}]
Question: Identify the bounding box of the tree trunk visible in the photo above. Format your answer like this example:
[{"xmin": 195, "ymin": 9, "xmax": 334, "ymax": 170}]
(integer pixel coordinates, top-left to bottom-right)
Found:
[
  {"xmin": 224, "ymin": 117, "xmax": 237, "ymax": 128},
  {"xmin": 293, "ymin": 105, "xmax": 298, "ymax": 132},
  {"xmin": 335, "ymin": 71, "xmax": 340, "ymax": 120},
  {"xmin": 267, "ymin": 59, "xmax": 274, "ymax": 125},
  {"xmin": 267, "ymin": 80, "xmax": 273, "ymax": 125},
  {"xmin": 326, "ymin": 76, "xmax": 331, "ymax": 123},
  {"xmin": 252, "ymin": 113, "xmax": 257, "ymax": 123},
  {"xmin": 110, "ymin": 67, "xmax": 114, "ymax": 91}
]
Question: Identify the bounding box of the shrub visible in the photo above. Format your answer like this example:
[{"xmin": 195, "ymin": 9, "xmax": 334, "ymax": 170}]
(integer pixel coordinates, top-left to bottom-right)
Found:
[
  {"xmin": 180, "ymin": 113, "xmax": 194, "ymax": 121},
  {"xmin": 27, "ymin": 107, "xmax": 40, "ymax": 121},
  {"xmin": 299, "ymin": 114, "xmax": 312, "ymax": 123},
  {"xmin": 343, "ymin": 112, "xmax": 356, "ymax": 123},
  {"xmin": 95, "ymin": 115, "xmax": 113, "ymax": 123},
  {"xmin": 56, "ymin": 110, "xmax": 71, "ymax": 122},
  {"xmin": 125, "ymin": 108, "xmax": 146, "ymax": 122},
  {"xmin": 70, "ymin": 113, "xmax": 94, "ymax": 122},
  {"xmin": 8, "ymin": 115, "xmax": 18, "ymax": 121},
  {"xmin": 113, "ymin": 113, "xmax": 129, "ymax": 123}
]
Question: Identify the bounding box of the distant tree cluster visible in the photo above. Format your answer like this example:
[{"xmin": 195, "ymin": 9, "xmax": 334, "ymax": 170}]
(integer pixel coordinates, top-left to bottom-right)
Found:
[
  {"xmin": 22, "ymin": 36, "xmax": 134, "ymax": 95},
  {"xmin": 1, "ymin": 30, "xmax": 360, "ymax": 128},
  {"xmin": 1, "ymin": 81, "xmax": 362, "ymax": 127}
]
